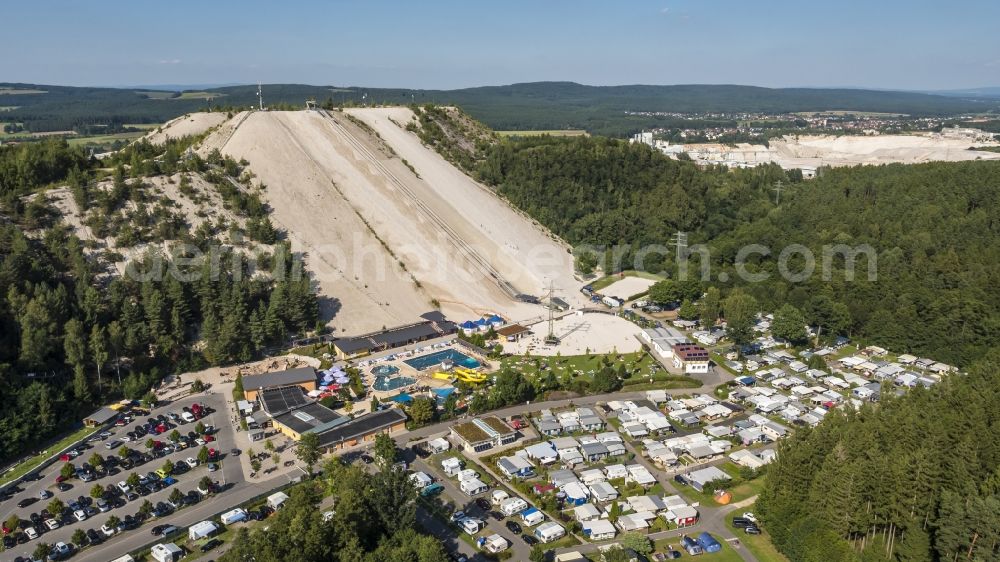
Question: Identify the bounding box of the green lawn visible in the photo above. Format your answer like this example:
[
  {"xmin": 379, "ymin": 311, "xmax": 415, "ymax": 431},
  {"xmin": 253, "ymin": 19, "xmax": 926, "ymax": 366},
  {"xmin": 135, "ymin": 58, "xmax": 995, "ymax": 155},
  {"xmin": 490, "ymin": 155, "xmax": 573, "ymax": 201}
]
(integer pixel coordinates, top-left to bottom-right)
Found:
[
  {"xmin": 1, "ymin": 425, "xmax": 99, "ymax": 487},
  {"xmin": 676, "ymin": 462, "xmax": 765, "ymax": 506},
  {"xmin": 500, "ymin": 351, "xmax": 699, "ymax": 391},
  {"xmin": 588, "ymin": 270, "xmax": 665, "ymax": 291},
  {"xmin": 655, "ymin": 538, "xmax": 745, "ymax": 562},
  {"xmin": 724, "ymin": 504, "xmax": 789, "ymax": 562}
]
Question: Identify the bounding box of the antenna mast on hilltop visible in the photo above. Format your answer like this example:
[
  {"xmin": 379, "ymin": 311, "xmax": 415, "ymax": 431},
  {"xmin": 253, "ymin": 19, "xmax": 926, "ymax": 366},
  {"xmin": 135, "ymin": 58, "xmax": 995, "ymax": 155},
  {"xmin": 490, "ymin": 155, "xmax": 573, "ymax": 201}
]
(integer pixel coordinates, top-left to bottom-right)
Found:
[{"xmin": 257, "ymin": 82, "xmax": 264, "ymax": 111}]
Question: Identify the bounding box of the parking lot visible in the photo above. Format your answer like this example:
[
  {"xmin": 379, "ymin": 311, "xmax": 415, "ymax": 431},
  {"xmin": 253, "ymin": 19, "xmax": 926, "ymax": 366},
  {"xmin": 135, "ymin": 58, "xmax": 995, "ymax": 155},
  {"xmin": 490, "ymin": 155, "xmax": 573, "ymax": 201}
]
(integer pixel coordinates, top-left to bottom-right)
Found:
[{"xmin": 0, "ymin": 392, "xmax": 242, "ymax": 560}]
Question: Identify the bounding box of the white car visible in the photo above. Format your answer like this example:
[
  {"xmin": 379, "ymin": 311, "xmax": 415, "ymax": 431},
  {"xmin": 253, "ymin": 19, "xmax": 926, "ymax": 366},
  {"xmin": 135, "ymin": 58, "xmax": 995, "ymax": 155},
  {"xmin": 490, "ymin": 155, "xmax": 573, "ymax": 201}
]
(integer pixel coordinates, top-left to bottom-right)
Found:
[
  {"xmin": 101, "ymin": 523, "xmax": 118, "ymax": 536},
  {"xmin": 121, "ymin": 435, "xmax": 133, "ymax": 442},
  {"xmin": 185, "ymin": 457, "xmax": 198, "ymax": 469},
  {"xmin": 117, "ymin": 481, "xmax": 131, "ymax": 494},
  {"xmin": 24, "ymin": 526, "xmax": 38, "ymax": 540},
  {"xmin": 73, "ymin": 509, "xmax": 88, "ymax": 522},
  {"xmin": 45, "ymin": 518, "xmax": 61, "ymax": 530},
  {"xmin": 743, "ymin": 512, "xmax": 758, "ymax": 523},
  {"xmin": 195, "ymin": 438, "xmax": 207, "ymax": 446}
]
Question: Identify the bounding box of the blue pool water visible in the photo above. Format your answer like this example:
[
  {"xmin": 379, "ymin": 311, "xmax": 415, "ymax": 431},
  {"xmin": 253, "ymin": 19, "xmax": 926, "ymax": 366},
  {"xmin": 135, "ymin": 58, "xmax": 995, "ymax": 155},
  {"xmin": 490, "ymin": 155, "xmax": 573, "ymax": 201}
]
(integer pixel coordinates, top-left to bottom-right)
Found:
[
  {"xmin": 371, "ymin": 365, "xmax": 399, "ymax": 376},
  {"xmin": 373, "ymin": 375, "xmax": 415, "ymax": 392},
  {"xmin": 404, "ymin": 349, "xmax": 481, "ymax": 371}
]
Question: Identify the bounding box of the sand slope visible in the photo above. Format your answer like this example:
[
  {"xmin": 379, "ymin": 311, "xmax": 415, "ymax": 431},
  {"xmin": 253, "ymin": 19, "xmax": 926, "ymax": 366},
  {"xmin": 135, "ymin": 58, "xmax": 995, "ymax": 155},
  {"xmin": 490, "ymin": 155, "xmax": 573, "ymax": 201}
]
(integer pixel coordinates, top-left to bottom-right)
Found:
[
  {"xmin": 202, "ymin": 109, "xmax": 581, "ymax": 333},
  {"xmin": 144, "ymin": 112, "xmax": 228, "ymax": 145}
]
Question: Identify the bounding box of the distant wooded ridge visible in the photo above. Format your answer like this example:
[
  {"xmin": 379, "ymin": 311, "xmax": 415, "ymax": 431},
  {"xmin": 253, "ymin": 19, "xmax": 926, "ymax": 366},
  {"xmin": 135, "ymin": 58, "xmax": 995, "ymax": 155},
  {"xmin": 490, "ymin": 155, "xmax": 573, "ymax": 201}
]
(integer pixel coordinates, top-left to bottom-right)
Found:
[{"xmin": 3, "ymin": 81, "xmax": 999, "ymax": 137}]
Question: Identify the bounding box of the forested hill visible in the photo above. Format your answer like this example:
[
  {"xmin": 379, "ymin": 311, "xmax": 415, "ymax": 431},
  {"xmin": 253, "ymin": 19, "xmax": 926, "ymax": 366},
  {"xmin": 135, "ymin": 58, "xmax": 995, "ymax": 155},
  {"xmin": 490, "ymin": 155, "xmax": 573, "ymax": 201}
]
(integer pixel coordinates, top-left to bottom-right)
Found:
[
  {"xmin": 4, "ymin": 81, "xmax": 998, "ymax": 135},
  {"xmin": 0, "ymin": 137, "xmax": 318, "ymax": 462},
  {"xmin": 757, "ymin": 352, "xmax": 1000, "ymax": 562},
  {"xmin": 458, "ymin": 129, "xmax": 1000, "ymax": 367}
]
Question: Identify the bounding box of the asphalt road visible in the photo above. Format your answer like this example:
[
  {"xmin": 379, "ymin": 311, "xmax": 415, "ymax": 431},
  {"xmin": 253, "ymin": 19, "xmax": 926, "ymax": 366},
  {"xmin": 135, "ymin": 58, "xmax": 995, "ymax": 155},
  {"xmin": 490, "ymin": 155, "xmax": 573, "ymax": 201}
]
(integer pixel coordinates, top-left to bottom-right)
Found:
[
  {"xmin": 0, "ymin": 391, "xmax": 252, "ymax": 562},
  {"xmin": 2, "ymin": 367, "xmax": 739, "ymax": 561}
]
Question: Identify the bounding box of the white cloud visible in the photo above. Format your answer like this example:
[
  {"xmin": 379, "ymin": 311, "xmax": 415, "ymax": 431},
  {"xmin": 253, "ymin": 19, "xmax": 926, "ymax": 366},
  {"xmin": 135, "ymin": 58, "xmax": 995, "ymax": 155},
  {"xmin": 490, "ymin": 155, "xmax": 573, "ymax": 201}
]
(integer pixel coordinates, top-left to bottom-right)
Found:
[{"xmin": 158, "ymin": 59, "xmax": 182, "ymax": 65}]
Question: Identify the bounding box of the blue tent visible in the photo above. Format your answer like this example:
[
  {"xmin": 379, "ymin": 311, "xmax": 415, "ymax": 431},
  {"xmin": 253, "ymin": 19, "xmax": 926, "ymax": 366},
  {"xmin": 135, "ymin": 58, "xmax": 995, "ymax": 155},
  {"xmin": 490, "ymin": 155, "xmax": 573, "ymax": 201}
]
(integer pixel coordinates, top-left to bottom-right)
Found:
[
  {"xmin": 459, "ymin": 320, "xmax": 477, "ymax": 330},
  {"xmin": 487, "ymin": 315, "xmax": 504, "ymax": 325},
  {"xmin": 697, "ymin": 532, "xmax": 722, "ymax": 553}
]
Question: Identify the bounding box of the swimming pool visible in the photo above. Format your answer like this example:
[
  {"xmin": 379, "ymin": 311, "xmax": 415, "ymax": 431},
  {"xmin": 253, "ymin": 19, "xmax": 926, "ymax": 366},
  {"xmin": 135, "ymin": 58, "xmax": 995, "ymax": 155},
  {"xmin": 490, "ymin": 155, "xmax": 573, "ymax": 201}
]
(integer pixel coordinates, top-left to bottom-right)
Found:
[
  {"xmin": 373, "ymin": 375, "xmax": 415, "ymax": 392},
  {"xmin": 404, "ymin": 349, "xmax": 481, "ymax": 371},
  {"xmin": 371, "ymin": 365, "xmax": 399, "ymax": 376}
]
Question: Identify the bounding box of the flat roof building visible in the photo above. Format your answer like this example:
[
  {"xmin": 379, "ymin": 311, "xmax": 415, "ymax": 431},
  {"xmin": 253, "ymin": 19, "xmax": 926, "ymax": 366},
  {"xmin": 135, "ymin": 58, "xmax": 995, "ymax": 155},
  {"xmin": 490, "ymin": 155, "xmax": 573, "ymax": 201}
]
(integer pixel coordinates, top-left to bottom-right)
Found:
[
  {"xmin": 451, "ymin": 416, "xmax": 517, "ymax": 453},
  {"xmin": 315, "ymin": 408, "xmax": 408, "ymax": 451},
  {"xmin": 242, "ymin": 366, "xmax": 317, "ymax": 401},
  {"xmin": 333, "ymin": 318, "xmax": 457, "ymax": 360},
  {"xmin": 83, "ymin": 407, "xmax": 119, "ymax": 428}
]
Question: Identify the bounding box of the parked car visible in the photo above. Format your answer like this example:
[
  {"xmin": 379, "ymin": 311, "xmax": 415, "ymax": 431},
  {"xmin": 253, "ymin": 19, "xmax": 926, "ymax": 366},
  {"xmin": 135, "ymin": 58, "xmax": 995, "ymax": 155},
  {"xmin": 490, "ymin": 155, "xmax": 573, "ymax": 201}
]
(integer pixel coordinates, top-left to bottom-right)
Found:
[
  {"xmin": 201, "ymin": 538, "xmax": 223, "ymax": 552},
  {"xmin": 745, "ymin": 526, "xmax": 762, "ymax": 535},
  {"xmin": 505, "ymin": 521, "xmax": 522, "ymax": 534},
  {"xmin": 521, "ymin": 534, "xmax": 538, "ymax": 545}
]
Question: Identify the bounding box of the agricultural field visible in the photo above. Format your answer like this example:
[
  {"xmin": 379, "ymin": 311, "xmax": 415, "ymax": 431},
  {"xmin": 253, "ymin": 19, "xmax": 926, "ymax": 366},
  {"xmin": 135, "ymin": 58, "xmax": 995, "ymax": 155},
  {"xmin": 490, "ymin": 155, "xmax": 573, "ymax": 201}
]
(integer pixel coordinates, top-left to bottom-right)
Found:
[
  {"xmin": 135, "ymin": 89, "xmax": 176, "ymax": 99},
  {"xmin": 177, "ymin": 91, "xmax": 227, "ymax": 100},
  {"xmin": 67, "ymin": 131, "xmax": 146, "ymax": 147},
  {"xmin": 496, "ymin": 129, "xmax": 588, "ymax": 137},
  {"xmin": 0, "ymin": 88, "xmax": 46, "ymax": 95}
]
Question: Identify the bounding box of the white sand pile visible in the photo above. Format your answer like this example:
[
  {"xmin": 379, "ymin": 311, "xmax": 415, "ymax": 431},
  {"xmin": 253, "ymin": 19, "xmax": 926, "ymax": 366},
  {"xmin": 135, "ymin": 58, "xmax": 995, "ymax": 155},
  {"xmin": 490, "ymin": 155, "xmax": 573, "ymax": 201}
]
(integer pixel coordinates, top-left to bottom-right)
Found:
[
  {"xmin": 599, "ymin": 276, "xmax": 656, "ymax": 300},
  {"xmin": 200, "ymin": 109, "xmax": 583, "ymax": 334},
  {"xmin": 770, "ymin": 134, "xmax": 1000, "ymax": 167},
  {"xmin": 144, "ymin": 112, "xmax": 228, "ymax": 145}
]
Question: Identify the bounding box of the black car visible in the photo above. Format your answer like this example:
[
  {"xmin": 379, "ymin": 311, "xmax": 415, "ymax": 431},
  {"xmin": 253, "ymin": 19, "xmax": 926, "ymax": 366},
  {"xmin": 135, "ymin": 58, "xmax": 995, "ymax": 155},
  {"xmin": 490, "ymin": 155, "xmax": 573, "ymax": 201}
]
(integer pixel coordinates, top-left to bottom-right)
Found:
[
  {"xmin": 86, "ymin": 528, "xmax": 103, "ymax": 545},
  {"xmin": 29, "ymin": 513, "xmax": 42, "ymax": 525},
  {"xmin": 14, "ymin": 531, "xmax": 27, "ymax": 544},
  {"xmin": 488, "ymin": 511, "xmax": 503, "ymax": 521},
  {"xmin": 521, "ymin": 534, "xmax": 538, "ymax": 545},
  {"xmin": 123, "ymin": 515, "xmax": 138, "ymax": 530},
  {"xmin": 201, "ymin": 538, "xmax": 223, "ymax": 552},
  {"xmin": 17, "ymin": 497, "xmax": 37, "ymax": 508},
  {"xmin": 359, "ymin": 454, "xmax": 374, "ymax": 465},
  {"xmin": 505, "ymin": 520, "xmax": 522, "ymax": 534},
  {"xmin": 151, "ymin": 524, "xmax": 170, "ymax": 536},
  {"xmin": 230, "ymin": 448, "xmax": 241, "ymax": 456},
  {"xmin": 475, "ymin": 498, "xmax": 490, "ymax": 511},
  {"xmin": 3, "ymin": 535, "xmax": 15, "ymax": 549},
  {"xmin": 732, "ymin": 517, "xmax": 753, "ymax": 529},
  {"xmin": 665, "ymin": 550, "xmax": 682, "ymax": 559},
  {"xmin": 57, "ymin": 482, "xmax": 73, "ymax": 492}
]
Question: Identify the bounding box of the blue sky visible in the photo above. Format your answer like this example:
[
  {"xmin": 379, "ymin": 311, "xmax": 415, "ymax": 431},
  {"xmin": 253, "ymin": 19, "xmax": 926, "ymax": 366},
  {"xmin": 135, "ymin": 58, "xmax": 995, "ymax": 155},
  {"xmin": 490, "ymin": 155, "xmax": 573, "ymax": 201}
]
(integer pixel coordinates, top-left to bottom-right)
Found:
[{"xmin": 4, "ymin": 0, "xmax": 998, "ymax": 90}]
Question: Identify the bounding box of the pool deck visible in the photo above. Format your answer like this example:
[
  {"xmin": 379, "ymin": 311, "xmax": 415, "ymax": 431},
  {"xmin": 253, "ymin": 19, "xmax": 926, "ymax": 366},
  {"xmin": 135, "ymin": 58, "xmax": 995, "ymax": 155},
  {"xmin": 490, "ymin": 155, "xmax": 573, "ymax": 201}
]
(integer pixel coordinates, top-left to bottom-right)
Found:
[{"xmin": 350, "ymin": 338, "xmax": 492, "ymax": 401}]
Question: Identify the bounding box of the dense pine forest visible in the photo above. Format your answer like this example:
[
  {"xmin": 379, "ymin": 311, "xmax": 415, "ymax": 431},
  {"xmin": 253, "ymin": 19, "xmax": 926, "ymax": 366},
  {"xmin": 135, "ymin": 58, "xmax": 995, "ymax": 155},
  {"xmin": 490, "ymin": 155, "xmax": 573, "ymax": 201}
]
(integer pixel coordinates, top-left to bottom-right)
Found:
[
  {"xmin": 0, "ymin": 138, "xmax": 318, "ymax": 462},
  {"xmin": 757, "ymin": 353, "xmax": 1000, "ymax": 562},
  {"xmin": 469, "ymin": 134, "xmax": 1000, "ymax": 367}
]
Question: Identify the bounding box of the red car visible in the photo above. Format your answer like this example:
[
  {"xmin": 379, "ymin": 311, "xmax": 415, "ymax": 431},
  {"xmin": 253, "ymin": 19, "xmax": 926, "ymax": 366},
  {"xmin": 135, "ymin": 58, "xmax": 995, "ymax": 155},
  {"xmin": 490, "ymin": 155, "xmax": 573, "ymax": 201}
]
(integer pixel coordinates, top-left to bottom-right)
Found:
[
  {"xmin": 155, "ymin": 424, "xmax": 167, "ymax": 434},
  {"xmin": 55, "ymin": 475, "xmax": 68, "ymax": 483},
  {"xmin": 59, "ymin": 453, "xmax": 71, "ymax": 462},
  {"xmin": 203, "ymin": 435, "xmax": 215, "ymax": 442},
  {"xmin": 207, "ymin": 448, "xmax": 219, "ymax": 461},
  {"xmin": 2, "ymin": 523, "xmax": 11, "ymax": 535}
]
